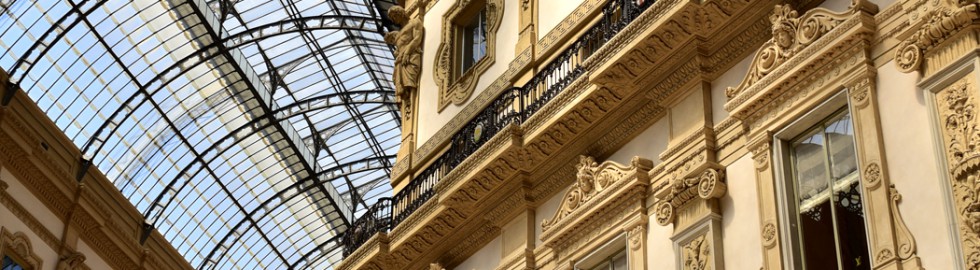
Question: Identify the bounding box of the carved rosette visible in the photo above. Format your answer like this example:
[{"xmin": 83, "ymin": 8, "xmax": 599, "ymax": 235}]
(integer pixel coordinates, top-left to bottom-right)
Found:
[
  {"xmin": 864, "ymin": 162, "xmax": 882, "ymax": 190},
  {"xmin": 761, "ymin": 221, "xmax": 777, "ymax": 247},
  {"xmin": 894, "ymin": 4, "xmax": 978, "ymax": 73},
  {"xmin": 655, "ymin": 168, "xmax": 727, "ymax": 226},
  {"xmin": 726, "ymin": 4, "xmax": 855, "ymax": 98},
  {"xmin": 541, "ymin": 156, "xmax": 653, "ymax": 232}
]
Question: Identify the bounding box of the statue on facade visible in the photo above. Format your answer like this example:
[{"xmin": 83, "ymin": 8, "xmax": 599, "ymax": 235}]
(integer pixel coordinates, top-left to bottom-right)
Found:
[
  {"xmin": 385, "ymin": 5, "xmax": 424, "ymax": 163},
  {"xmin": 385, "ymin": 6, "xmax": 423, "ymax": 114}
]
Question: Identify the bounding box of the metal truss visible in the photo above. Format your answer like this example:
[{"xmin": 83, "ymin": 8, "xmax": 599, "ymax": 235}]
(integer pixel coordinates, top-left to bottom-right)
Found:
[{"xmin": 0, "ymin": 0, "xmax": 400, "ymax": 268}]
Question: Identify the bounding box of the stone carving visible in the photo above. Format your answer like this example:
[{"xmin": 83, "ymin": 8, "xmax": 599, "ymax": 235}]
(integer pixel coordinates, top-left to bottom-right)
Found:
[
  {"xmin": 895, "ymin": 4, "xmax": 978, "ymax": 73},
  {"xmin": 541, "ymin": 156, "xmax": 652, "ymax": 231},
  {"xmin": 937, "ymin": 79, "xmax": 980, "ymax": 268},
  {"xmin": 683, "ymin": 234, "xmax": 711, "ymax": 270},
  {"xmin": 57, "ymin": 252, "xmax": 86, "ymax": 270},
  {"xmin": 628, "ymin": 225, "xmax": 645, "ymax": 251},
  {"xmin": 888, "ymin": 185, "xmax": 918, "ymax": 260},
  {"xmin": 761, "ymin": 222, "xmax": 777, "ymax": 247},
  {"xmin": 943, "ymin": 81, "xmax": 980, "ymax": 175},
  {"xmin": 386, "ymin": 6, "xmax": 424, "ymax": 144},
  {"xmin": 0, "ymin": 229, "xmax": 42, "ymax": 269},
  {"xmin": 434, "ymin": 0, "xmax": 505, "ymax": 110},
  {"xmin": 864, "ymin": 162, "xmax": 882, "ymax": 189},
  {"xmin": 727, "ymin": 3, "xmax": 858, "ymax": 98},
  {"xmin": 655, "ymin": 168, "xmax": 727, "ymax": 226}
]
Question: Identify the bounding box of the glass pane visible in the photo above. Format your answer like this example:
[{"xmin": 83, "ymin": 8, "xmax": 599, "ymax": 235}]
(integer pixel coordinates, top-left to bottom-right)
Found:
[
  {"xmin": 792, "ymin": 131, "xmax": 839, "ymax": 270},
  {"xmin": 826, "ymin": 113, "xmax": 870, "ymax": 270},
  {"xmin": 826, "ymin": 113, "xmax": 857, "ymax": 180},
  {"xmin": 612, "ymin": 251, "xmax": 628, "ymax": 270},
  {"xmin": 2, "ymin": 256, "xmax": 24, "ymax": 270}
]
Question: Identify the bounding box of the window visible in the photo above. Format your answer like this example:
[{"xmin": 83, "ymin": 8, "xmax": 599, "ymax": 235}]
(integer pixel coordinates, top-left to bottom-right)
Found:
[
  {"xmin": 1, "ymin": 256, "xmax": 25, "ymax": 270},
  {"xmin": 785, "ymin": 109, "xmax": 870, "ymax": 270},
  {"xmin": 460, "ymin": 9, "xmax": 487, "ymax": 74},
  {"xmin": 585, "ymin": 248, "xmax": 628, "ymax": 270},
  {"xmin": 434, "ymin": 0, "xmax": 502, "ymax": 109},
  {"xmin": 574, "ymin": 235, "xmax": 628, "ymax": 270}
]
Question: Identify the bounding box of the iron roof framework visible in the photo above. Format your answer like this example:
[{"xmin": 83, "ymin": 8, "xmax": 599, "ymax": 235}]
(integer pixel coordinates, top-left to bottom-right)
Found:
[{"xmin": 0, "ymin": 0, "xmax": 400, "ymax": 268}]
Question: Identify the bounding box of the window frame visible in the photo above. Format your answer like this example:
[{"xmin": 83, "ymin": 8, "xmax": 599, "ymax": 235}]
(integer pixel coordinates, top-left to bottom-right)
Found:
[
  {"xmin": 433, "ymin": 0, "xmax": 503, "ymax": 110},
  {"xmin": 454, "ymin": 6, "xmax": 488, "ymax": 79},
  {"xmin": 771, "ymin": 91, "xmax": 873, "ymax": 270},
  {"xmin": 573, "ymin": 234, "xmax": 629, "ymax": 270},
  {"xmin": 0, "ymin": 229, "xmax": 41, "ymax": 270}
]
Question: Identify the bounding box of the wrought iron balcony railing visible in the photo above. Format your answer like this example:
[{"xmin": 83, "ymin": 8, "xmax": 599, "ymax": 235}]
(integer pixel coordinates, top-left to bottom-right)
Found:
[{"xmin": 341, "ymin": 0, "xmax": 650, "ymax": 256}]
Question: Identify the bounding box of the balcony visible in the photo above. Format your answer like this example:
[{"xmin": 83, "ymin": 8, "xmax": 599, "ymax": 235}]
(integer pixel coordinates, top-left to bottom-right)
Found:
[{"xmin": 339, "ymin": 0, "xmax": 772, "ymax": 267}]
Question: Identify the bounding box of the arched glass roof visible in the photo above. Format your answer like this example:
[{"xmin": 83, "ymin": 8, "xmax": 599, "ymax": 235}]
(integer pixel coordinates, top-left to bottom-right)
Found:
[{"xmin": 0, "ymin": 0, "xmax": 400, "ymax": 268}]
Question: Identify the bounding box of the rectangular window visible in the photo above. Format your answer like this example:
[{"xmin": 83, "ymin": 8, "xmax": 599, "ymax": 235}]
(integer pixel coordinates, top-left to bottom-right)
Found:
[
  {"xmin": 787, "ymin": 109, "xmax": 870, "ymax": 270},
  {"xmin": 460, "ymin": 8, "xmax": 487, "ymax": 73}
]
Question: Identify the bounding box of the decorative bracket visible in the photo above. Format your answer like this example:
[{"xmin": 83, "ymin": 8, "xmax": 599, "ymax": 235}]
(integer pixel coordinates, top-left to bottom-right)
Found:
[{"xmin": 654, "ymin": 168, "xmax": 726, "ymax": 226}]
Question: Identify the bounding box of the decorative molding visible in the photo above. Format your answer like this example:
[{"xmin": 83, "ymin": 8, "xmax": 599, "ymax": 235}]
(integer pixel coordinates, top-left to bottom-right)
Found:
[
  {"xmin": 727, "ymin": 2, "xmax": 872, "ymax": 98},
  {"xmin": 434, "ymin": 0, "xmax": 505, "ymax": 110},
  {"xmin": 0, "ymin": 228, "xmax": 43, "ymax": 270},
  {"xmin": 894, "ymin": 4, "xmax": 978, "ymax": 73},
  {"xmin": 888, "ymin": 185, "xmax": 918, "ymax": 261},
  {"xmin": 541, "ymin": 156, "xmax": 653, "ymax": 232},
  {"xmin": 654, "ymin": 168, "xmax": 726, "ymax": 226}
]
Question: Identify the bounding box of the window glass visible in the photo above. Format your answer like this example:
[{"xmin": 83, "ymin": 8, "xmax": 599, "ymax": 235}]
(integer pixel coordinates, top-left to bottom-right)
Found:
[
  {"xmin": 461, "ymin": 9, "xmax": 487, "ymax": 73},
  {"xmin": 790, "ymin": 110, "xmax": 870, "ymax": 270},
  {"xmin": 1, "ymin": 256, "xmax": 24, "ymax": 270}
]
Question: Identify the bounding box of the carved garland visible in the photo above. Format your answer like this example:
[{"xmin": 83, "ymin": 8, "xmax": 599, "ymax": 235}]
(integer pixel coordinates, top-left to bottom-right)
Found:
[
  {"xmin": 894, "ymin": 3, "xmax": 978, "ymax": 73},
  {"xmin": 541, "ymin": 155, "xmax": 652, "ymax": 232},
  {"xmin": 726, "ymin": 3, "xmax": 856, "ymax": 98},
  {"xmin": 654, "ymin": 168, "xmax": 726, "ymax": 226},
  {"xmin": 433, "ymin": 0, "xmax": 504, "ymax": 111}
]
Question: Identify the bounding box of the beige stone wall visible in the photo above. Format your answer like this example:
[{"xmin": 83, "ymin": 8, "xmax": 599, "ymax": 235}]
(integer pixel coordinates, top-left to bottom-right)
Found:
[
  {"xmin": 537, "ymin": 0, "xmax": 586, "ymax": 43},
  {"xmin": 876, "ymin": 60, "xmax": 957, "ymax": 269},
  {"xmin": 0, "ymin": 175, "xmax": 61, "ymax": 269},
  {"xmin": 415, "ymin": 0, "xmax": 521, "ymax": 147}
]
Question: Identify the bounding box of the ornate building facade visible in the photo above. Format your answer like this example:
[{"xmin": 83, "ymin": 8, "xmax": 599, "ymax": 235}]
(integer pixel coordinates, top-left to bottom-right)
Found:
[
  {"xmin": 342, "ymin": 0, "xmax": 976, "ymax": 269},
  {"xmin": 0, "ymin": 0, "xmax": 977, "ymax": 269}
]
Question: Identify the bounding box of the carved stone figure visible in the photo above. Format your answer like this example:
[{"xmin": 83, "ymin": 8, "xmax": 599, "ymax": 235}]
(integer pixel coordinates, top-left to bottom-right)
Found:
[
  {"xmin": 683, "ymin": 234, "xmax": 710, "ymax": 270},
  {"xmin": 57, "ymin": 252, "xmax": 85, "ymax": 270},
  {"xmin": 386, "ymin": 6, "xmax": 424, "ymax": 144},
  {"xmin": 386, "ymin": 6, "xmax": 424, "ymax": 100}
]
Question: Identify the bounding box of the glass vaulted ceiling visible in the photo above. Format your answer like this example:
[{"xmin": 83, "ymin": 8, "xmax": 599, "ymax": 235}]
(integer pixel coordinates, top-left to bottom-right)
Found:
[{"xmin": 0, "ymin": 0, "xmax": 400, "ymax": 268}]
